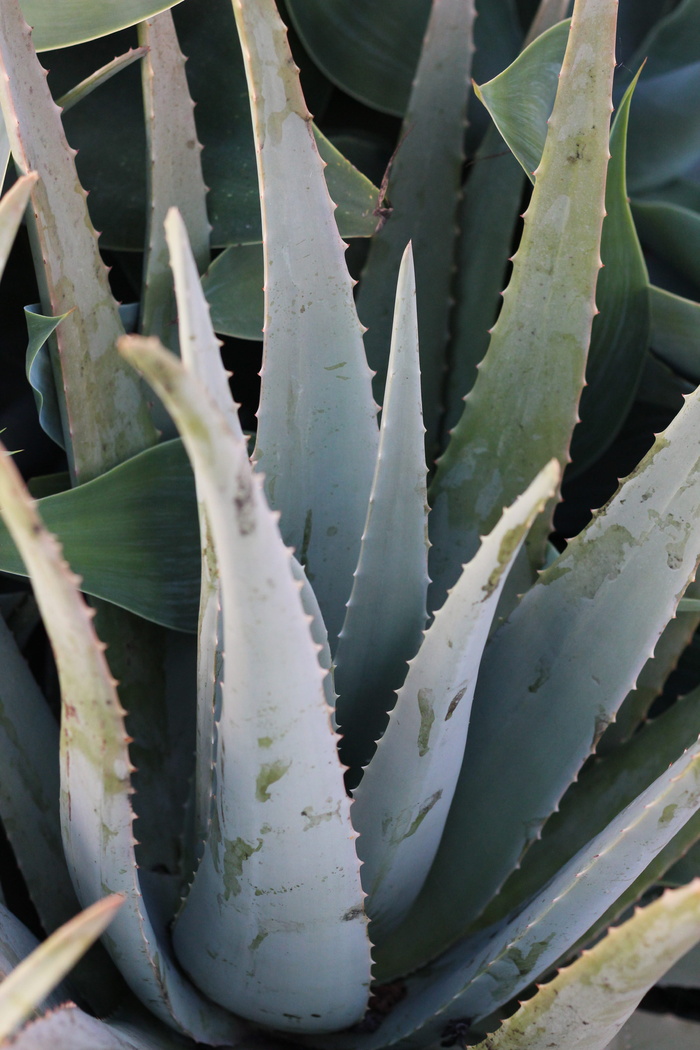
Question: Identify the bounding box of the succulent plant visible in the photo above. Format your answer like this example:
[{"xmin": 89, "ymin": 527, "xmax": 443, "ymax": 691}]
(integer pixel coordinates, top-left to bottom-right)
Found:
[{"xmin": 0, "ymin": 0, "xmax": 700, "ymax": 1048}]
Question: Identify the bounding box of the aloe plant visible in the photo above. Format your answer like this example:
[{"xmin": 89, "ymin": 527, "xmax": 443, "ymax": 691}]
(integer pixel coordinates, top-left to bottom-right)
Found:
[{"xmin": 0, "ymin": 0, "xmax": 700, "ymax": 1048}]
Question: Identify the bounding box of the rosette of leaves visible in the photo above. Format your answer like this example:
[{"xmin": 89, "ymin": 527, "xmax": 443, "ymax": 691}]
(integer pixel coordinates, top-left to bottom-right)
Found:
[{"xmin": 0, "ymin": 2, "xmax": 700, "ymax": 1050}]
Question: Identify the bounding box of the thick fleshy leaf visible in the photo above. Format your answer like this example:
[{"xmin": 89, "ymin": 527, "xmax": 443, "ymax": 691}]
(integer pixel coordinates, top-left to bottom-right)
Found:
[
  {"xmin": 443, "ymin": 2, "xmax": 569, "ymax": 432},
  {"xmin": 334, "ymin": 245, "xmax": 429, "ymax": 779},
  {"xmin": 49, "ymin": 0, "xmax": 380, "ymax": 252},
  {"xmin": 120, "ymin": 335, "xmax": 372, "ymax": 1033},
  {"xmin": 353, "ymin": 461, "xmax": 559, "ymax": 941},
  {"xmin": 650, "ymin": 284, "xmax": 700, "ymax": 381},
  {"xmin": 429, "ymin": 0, "xmax": 616, "ymax": 607},
  {"xmin": 7, "ymin": 1003, "xmax": 202, "ymax": 1050},
  {"xmin": 0, "ymin": 897, "xmax": 122, "ymax": 1043},
  {"xmin": 471, "ymin": 883, "xmax": 700, "ymax": 1050},
  {"xmin": 475, "ymin": 685, "xmax": 700, "ymax": 932},
  {"xmin": 331, "ymin": 740, "xmax": 700, "ymax": 1049},
  {"xmin": 381, "ymin": 378, "xmax": 700, "ymax": 976},
  {"xmin": 0, "ymin": 442, "xmax": 244, "ymax": 1044},
  {"xmin": 0, "ymin": 439, "xmax": 199, "ymax": 632},
  {"xmin": 240, "ymin": 0, "xmax": 379, "ymax": 646},
  {"xmin": 0, "ymin": 0, "xmax": 158, "ymax": 482},
  {"xmin": 356, "ymin": 0, "xmax": 475, "ymax": 453},
  {"xmin": 597, "ymin": 579, "xmax": 700, "ymax": 755},
  {"xmin": 138, "ymin": 11, "xmax": 209, "ymax": 356},
  {"xmin": 164, "ymin": 206, "xmax": 240, "ymax": 855},
  {"xmin": 20, "ymin": 0, "xmax": 182, "ymax": 51}
]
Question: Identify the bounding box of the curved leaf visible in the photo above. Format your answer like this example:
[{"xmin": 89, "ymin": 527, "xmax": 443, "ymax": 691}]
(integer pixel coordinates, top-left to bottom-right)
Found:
[
  {"xmin": 472, "ymin": 882, "xmax": 700, "ymax": 1050},
  {"xmin": 474, "ymin": 18, "xmax": 570, "ymax": 182},
  {"xmin": 21, "ymin": 0, "xmax": 183, "ymax": 51},
  {"xmin": 334, "ymin": 245, "xmax": 429, "ymax": 779},
  {"xmin": 429, "ymin": 0, "xmax": 617, "ymax": 607},
  {"xmin": 120, "ymin": 335, "xmax": 372, "ymax": 1034},
  {"xmin": 382, "ymin": 377, "xmax": 700, "ymax": 976},
  {"xmin": 0, "ymin": 0, "xmax": 158, "ymax": 482},
  {"xmin": 240, "ymin": 0, "xmax": 379, "ymax": 645},
  {"xmin": 0, "ymin": 442, "xmax": 244, "ymax": 1044},
  {"xmin": 353, "ymin": 461, "xmax": 559, "ymax": 941},
  {"xmin": 632, "ymin": 199, "xmax": 700, "ymax": 291},
  {"xmin": 285, "ymin": 0, "xmax": 431, "ymax": 117}
]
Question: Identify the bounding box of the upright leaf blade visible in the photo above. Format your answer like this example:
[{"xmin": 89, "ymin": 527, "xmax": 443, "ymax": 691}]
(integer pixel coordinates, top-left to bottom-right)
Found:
[
  {"xmin": 471, "ymin": 882, "xmax": 700, "ymax": 1050},
  {"xmin": 236, "ymin": 0, "xmax": 379, "ymax": 645},
  {"xmin": 0, "ymin": 0, "xmax": 158, "ymax": 482},
  {"xmin": 334, "ymin": 245, "xmax": 429, "ymax": 778},
  {"xmin": 384, "ymin": 380, "xmax": 700, "ymax": 974},
  {"xmin": 0, "ymin": 444, "xmax": 245, "ymax": 1044},
  {"xmin": 353, "ymin": 461, "xmax": 559, "ymax": 941},
  {"xmin": 429, "ymin": 0, "xmax": 617, "ymax": 606},
  {"xmin": 120, "ymin": 336, "xmax": 372, "ymax": 1034}
]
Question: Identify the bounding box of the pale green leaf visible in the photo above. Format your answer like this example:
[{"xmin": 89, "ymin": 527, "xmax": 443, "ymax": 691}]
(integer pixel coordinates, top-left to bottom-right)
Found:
[
  {"xmin": 239, "ymin": 0, "xmax": 379, "ymax": 646},
  {"xmin": 471, "ymin": 882, "xmax": 700, "ymax": 1050},
  {"xmin": 0, "ymin": 896, "xmax": 123, "ymax": 1043},
  {"xmin": 0, "ymin": 442, "xmax": 245, "ymax": 1044},
  {"xmin": 334, "ymin": 244, "xmax": 429, "ymax": 779},
  {"xmin": 475, "ymin": 685, "xmax": 700, "ymax": 932},
  {"xmin": 381, "ymin": 377, "xmax": 700, "ymax": 977},
  {"xmin": 6, "ymin": 1003, "xmax": 199, "ymax": 1050},
  {"xmin": 355, "ymin": 741, "xmax": 700, "ymax": 1048},
  {"xmin": 356, "ymin": 0, "xmax": 476, "ymax": 453},
  {"xmin": 164, "ymin": 206, "xmax": 238, "ymax": 856},
  {"xmin": 429, "ymin": 0, "xmax": 616, "ymax": 606},
  {"xmin": 0, "ymin": 0, "xmax": 158, "ymax": 482},
  {"xmin": 353, "ymin": 461, "xmax": 559, "ymax": 941},
  {"xmin": 120, "ymin": 335, "xmax": 371, "ymax": 1033}
]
